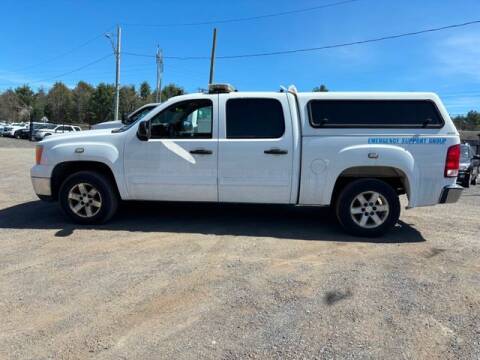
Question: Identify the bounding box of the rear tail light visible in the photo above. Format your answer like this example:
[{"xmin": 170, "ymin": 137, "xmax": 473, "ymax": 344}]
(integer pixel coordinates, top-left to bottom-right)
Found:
[
  {"xmin": 444, "ymin": 144, "xmax": 460, "ymax": 177},
  {"xmin": 35, "ymin": 145, "xmax": 43, "ymax": 165}
]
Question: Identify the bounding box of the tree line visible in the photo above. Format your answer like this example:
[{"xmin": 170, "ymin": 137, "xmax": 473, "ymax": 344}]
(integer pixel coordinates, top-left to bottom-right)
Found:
[
  {"xmin": 451, "ymin": 111, "xmax": 480, "ymax": 131},
  {"xmin": 0, "ymin": 81, "xmax": 184, "ymax": 125},
  {"xmin": 2, "ymin": 81, "xmax": 479, "ymax": 130}
]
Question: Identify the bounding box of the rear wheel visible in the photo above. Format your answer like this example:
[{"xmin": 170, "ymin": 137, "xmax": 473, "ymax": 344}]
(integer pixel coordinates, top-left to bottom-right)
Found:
[
  {"xmin": 59, "ymin": 171, "xmax": 118, "ymax": 224},
  {"xmin": 335, "ymin": 178, "xmax": 400, "ymax": 237}
]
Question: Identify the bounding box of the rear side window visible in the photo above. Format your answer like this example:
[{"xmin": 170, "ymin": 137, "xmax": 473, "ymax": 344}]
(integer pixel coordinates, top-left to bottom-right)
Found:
[
  {"xmin": 309, "ymin": 100, "xmax": 444, "ymax": 128},
  {"xmin": 226, "ymin": 98, "xmax": 285, "ymax": 138}
]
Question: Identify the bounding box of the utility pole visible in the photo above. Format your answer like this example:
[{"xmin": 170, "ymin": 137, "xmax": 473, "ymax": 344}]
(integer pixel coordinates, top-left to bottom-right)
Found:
[
  {"xmin": 209, "ymin": 28, "xmax": 217, "ymax": 85},
  {"xmin": 156, "ymin": 46, "xmax": 163, "ymax": 103},
  {"xmin": 106, "ymin": 25, "xmax": 121, "ymax": 120}
]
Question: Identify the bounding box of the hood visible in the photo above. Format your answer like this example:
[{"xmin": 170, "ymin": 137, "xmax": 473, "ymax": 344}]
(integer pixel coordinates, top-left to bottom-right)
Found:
[{"xmin": 39, "ymin": 129, "xmax": 114, "ymax": 145}]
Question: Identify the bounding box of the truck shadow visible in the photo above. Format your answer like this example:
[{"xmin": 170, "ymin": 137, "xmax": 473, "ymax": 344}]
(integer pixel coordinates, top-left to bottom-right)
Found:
[{"xmin": 0, "ymin": 200, "xmax": 426, "ymax": 243}]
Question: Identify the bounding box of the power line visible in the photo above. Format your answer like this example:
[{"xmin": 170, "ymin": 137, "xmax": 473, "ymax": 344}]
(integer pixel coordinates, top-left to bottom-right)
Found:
[
  {"xmin": 122, "ymin": 19, "xmax": 480, "ymax": 61},
  {"xmin": 122, "ymin": 0, "xmax": 361, "ymax": 27},
  {"xmin": 13, "ymin": 27, "xmax": 114, "ymax": 72},
  {"xmin": 0, "ymin": 54, "xmax": 113, "ymax": 86}
]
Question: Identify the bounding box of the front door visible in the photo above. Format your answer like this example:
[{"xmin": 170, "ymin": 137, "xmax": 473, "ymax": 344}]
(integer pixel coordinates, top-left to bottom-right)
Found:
[
  {"xmin": 218, "ymin": 94, "xmax": 294, "ymax": 204},
  {"xmin": 124, "ymin": 95, "xmax": 218, "ymax": 201}
]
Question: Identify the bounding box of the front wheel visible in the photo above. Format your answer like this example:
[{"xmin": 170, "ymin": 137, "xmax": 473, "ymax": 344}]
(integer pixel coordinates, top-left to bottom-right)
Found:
[
  {"xmin": 335, "ymin": 179, "xmax": 401, "ymax": 237},
  {"xmin": 59, "ymin": 171, "xmax": 118, "ymax": 224}
]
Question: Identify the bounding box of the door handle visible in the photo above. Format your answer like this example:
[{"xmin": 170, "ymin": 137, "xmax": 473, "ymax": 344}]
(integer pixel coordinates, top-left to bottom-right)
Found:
[
  {"xmin": 190, "ymin": 149, "xmax": 213, "ymax": 155},
  {"xmin": 264, "ymin": 148, "xmax": 288, "ymax": 155}
]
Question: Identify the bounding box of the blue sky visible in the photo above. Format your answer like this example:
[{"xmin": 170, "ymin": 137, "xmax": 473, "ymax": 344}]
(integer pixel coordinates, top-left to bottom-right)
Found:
[{"xmin": 1, "ymin": 0, "xmax": 480, "ymax": 114}]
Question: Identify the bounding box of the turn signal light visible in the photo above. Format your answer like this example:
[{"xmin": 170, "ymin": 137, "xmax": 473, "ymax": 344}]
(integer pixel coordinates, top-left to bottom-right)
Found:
[
  {"xmin": 35, "ymin": 145, "xmax": 43, "ymax": 165},
  {"xmin": 444, "ymin": 144, "xmax": 460, "ymax": 177}
]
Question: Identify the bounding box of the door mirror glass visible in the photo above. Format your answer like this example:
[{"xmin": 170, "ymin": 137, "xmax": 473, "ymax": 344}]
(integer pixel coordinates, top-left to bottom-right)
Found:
[{"xmin": 137, "ymin": 120, "xmax": 151, "ymax": 141}]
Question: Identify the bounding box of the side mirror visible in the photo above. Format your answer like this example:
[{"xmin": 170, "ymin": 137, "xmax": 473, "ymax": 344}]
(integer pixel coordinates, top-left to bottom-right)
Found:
[{"xmin": 137, "ymin": 121, "xmax": 151, "ymax": 141}]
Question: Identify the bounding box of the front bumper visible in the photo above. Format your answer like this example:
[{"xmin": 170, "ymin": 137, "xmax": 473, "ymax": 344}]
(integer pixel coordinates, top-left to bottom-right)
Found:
[
  {"xmin": 31, "ymin": 176, "xmax": 51, "ymax": 197},
  {"xmin": 439, "ymin": 184, "xmax": 463, "ymax": 204}
]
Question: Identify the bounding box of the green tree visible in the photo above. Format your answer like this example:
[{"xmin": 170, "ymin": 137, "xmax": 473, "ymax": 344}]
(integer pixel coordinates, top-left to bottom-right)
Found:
[
  {"xmin": 45, "ymin": 82, "xmax": 73, "ymax": 123},
  {"xmin": 72, "ymin": 81, "xmax": 94, "ymax": 124},
  {"xmin": 139, "ymin": 81, "xmax": 152, "ymax": 103},
  {"xmin": 119, "ymin": 85, "xmax": 139, "ymax": 120},
  {"xmin": 313, "ymin": 84, "xmax": 329, "ymax": 92},
  {"xmin": 87, "ymin": 83, "xmax": 115, "ymax": 124},
  {"xmin": 31, "ymin": 88, "xmax": 47, "ymax": 121},
  {"xmin": 452, "ymin": 111, "xmax": 480, "ymax": 130},
  {"xmin": 14, "ymin": 85, "xmax": 35, "ymax": 120},
  {"xmin": 161, "ymin": 83, "xmax": 185, "ymax": 101},
  {"xmin": 0, "ymin": 90, "xmax": 21, "ymax": 121}
]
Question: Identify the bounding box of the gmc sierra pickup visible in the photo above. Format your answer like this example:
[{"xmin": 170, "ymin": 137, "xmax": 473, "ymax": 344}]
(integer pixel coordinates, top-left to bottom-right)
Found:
[{"xmin": 31, "ymin": 84, "xmax": 462, "ymax": 236}]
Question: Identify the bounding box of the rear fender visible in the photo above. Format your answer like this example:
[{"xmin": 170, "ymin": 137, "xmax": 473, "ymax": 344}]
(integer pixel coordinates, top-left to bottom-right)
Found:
[{"xmin": 325, "ymin": 144, "xmax": 417, "ymax": 206}]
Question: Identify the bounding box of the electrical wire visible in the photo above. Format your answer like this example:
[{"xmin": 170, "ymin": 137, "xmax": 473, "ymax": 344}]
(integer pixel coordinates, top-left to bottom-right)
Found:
[
  {"xmin": 122, "ymin": 0, "xmax": 361, "ymax": 27},
  {"xmin": 11, "ymin": 54, "xmax": 113, "ymax": 86},
  {"xmin": 13, "ymin": 27, "xmax": 115, "ymax": 72},
  {"xmin": 122, "ymin": 19, "xmax": 480, "ymax": 60}
]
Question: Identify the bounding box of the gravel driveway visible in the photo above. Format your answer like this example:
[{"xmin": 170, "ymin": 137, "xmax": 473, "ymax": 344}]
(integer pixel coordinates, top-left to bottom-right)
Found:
[{"xmin": 0, "ymin": 137, "xmax": 479, "ymax": 359}]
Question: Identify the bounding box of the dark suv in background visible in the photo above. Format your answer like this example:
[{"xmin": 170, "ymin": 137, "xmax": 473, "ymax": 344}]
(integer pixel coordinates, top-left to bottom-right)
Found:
[{"xmin": 458, "ymin": 144, "xmax": 480, "ymax": 188}]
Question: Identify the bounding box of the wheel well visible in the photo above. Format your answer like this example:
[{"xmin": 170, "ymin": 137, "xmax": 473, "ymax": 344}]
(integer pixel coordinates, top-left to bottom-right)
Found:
[
  {"xmin": 331, "ymin": 166, "xmax": 410, "ymax": 204},
  {"xmin": 51, "ymin": 161, "xmax": 120, "ymax": 200}
]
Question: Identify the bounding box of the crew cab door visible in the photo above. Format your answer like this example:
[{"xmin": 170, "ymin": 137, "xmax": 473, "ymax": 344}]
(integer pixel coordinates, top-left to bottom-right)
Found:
[
  {"xmin": 218, "ymin": 94, "xmax": 294, "ymax": 204},
  {"xmin": 124, "ymin": 95, "xmax": 218, "ymax": 201}
]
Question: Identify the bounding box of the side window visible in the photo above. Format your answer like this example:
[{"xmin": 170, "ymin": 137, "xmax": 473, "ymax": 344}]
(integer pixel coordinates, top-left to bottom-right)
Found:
[
  {"xmin": 226, "ymin": 98, "xmax": 285, "ymax": 139},
  {"xmin": 309, "ymin": 100, "xmax": 444, "ymax": 128},
  {"xmin": 150, "ymin": 99, "xmax": 213, "ymax": 139}
]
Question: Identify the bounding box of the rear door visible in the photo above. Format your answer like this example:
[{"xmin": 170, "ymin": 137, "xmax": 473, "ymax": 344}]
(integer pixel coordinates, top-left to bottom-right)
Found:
[{"xmin": 218, "ymin": 94, "xmax": 294, "ymax": 204}]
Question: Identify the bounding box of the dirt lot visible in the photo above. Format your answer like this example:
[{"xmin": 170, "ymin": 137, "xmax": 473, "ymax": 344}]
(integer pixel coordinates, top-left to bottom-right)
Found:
[{"xmin": 0, "ymin": 136, "xmax": 479, "ymax": 359}]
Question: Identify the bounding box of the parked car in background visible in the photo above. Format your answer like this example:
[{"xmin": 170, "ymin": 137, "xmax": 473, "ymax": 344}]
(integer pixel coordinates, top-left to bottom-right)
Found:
[
  {"xmin": 34, "ymin": 125, "xmax": 81, "ymax": 141},
  {"xmin": 14, "ymin": 122, "xmax": 51, "ymax": 139},
  {"xmin": 2, "ymin": 123, "xmax": 26, "ymax": 137},
  {"xmin": 457, "ymin": 144, "xmax": 480, "ymax": 187},
  {"xmin": 91, "ymin": 103, "xmax": 159, "ymax": 130}
]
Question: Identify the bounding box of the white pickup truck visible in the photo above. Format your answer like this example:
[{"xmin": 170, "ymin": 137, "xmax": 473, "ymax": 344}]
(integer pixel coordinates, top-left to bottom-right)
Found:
[{"xmin": 31, "ymin": 84, "xmax": 462, "ymax": 236}]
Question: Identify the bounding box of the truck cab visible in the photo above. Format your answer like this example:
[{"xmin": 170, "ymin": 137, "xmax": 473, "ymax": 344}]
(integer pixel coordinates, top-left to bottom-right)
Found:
[{"xmin": 31, "ymin": 84, "xmax": 462, "ymax": 237}]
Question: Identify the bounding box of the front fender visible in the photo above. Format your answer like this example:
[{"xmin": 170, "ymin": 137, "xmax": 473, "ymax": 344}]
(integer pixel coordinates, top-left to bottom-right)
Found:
[
  {"xmin": 46, "ymin": 141, "xmax": 120, "ymax": 166},
  {"xmin": 43, "ymin": 142, "xmax": 127, "ymax": 198}
]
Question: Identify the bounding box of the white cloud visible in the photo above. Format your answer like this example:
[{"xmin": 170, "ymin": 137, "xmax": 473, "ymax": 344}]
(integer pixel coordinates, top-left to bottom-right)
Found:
[{"xmin": 434, "ymin": 33, "xmax": 480, "ymax": 81}]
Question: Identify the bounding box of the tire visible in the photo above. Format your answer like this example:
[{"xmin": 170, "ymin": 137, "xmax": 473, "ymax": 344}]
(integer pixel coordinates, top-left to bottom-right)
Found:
[
  {"xmin": 461, "ymin": 173, "xmax": 470, "ymax": 188},
  {"xmin": 471, "ymin": 173, "xmax": 477, "ymax": 186},
  {"xmin": 335, "ymin": 178, "xmax": 401, "ymax": 237},
  {"xmin": 58, "ymin": 171, "xmax": 118, "ymax": 224}
]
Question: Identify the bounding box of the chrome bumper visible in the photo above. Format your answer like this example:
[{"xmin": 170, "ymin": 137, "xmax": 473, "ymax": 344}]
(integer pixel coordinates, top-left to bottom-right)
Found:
[
  {"xmin": 31, "ymin": 177, "xmax": 51, "ymax": 197},
  {"xmin": 439, "ymin": 184, "xmax": 463, "ymax": 204}
]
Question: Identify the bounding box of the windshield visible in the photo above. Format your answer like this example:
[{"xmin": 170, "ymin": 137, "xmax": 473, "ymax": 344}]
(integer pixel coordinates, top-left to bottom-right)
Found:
[
  {"xmin": 38, "ymin": 124, "xmax": 57, "ymax": 130},
  {"xmin": 126, "ymin": 105, "xmax": 157, "ymax": 125},
  {"xmin": 113, "ymin": 105, "xmax": 158, "ymax": 133},
  {"xmin": 460, "ymin": 145, "xmax": 470, "ymax": 162}
]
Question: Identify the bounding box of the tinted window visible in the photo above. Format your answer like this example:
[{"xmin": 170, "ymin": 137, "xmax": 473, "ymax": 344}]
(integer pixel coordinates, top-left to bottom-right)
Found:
[
  {"xmin": 309, "ymin": 100, "xmax": 444, "ymax": 128},
  {"xmin": 226, "ymin": 98, "xmax": 285, "ymax": 138},
  {"xmin": 150, "ymin": 99, "xmax": 213, "ymax": 139}
]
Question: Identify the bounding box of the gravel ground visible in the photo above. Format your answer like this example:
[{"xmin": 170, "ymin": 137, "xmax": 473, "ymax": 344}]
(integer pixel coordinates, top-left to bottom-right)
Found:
[{"xmin": 0, "ymin": 137, "xmax": 479, "ymax": 359}]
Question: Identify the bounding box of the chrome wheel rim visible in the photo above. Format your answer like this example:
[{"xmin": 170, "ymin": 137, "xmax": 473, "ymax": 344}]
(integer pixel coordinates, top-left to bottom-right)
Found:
[
  {"xmin": 68, "ymin": 183, "xmax": 102, "ymax": 218},
  {"xmin": 350, "ymin": 191, "xmax": 390, "ymax": 229}
]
